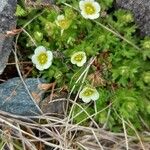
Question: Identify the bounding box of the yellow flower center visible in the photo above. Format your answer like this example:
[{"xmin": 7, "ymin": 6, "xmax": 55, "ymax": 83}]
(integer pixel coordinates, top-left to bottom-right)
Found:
[
  {"xmin": 58, "ymin": 19, "xmax": 70, "ymax": 30},
  {"xmin": 85, "ymin": 3, "xmax": 95, "ymax": 15},
  {"xmin": 83, "ymin": 88, "xmax": 94, "ymax": 96},
  {"xmin": 38, "ymin": 53, "xmax": 48, "ymax": 65},
  {"xmin": 74, "ymin": 54, "xmax": 84, "ymax": 62}
]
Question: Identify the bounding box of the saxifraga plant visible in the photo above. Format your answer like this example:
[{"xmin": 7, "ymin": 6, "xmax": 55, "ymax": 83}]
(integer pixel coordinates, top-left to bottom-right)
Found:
[{"xmin": 16, "ymin": 0, "xmax": 150, "ymax": 133}]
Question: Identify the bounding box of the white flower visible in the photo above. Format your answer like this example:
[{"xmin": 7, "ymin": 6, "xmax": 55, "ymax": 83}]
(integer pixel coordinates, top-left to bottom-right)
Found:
[
  {"xmin": 79, "ymin": 86, "xmax": 99, "ymax": 103},
  {"xmin": 55, "ymin": 15, "xmax": 70, "ymax": 30},
  {"xmin": 32, "ymin": 46, "xmax": 53, "ymax": 71},
  {"xmin": 71, "ymin": 51, "xmax": 87, "ymax": 67},
  {"xmin": 79, "ymin": 0, "xmax": 101, "ymax": 19}
]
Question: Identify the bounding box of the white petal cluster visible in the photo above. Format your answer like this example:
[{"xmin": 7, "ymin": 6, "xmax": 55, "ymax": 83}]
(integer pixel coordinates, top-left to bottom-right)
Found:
[
  {"xmin": 79, "ymin": 86, "xmax": 99, "ymax": 103},
  {"xmin": 32, "ymin": 46, "xmax": 53, "ymax": 71},
  {"xmin": 79, "ymin": 0, "xmax": 101, "ymax": 19},
  {"xmin": 71, "ymin": 51, "xmax": 87, "ymax": 67},
  {"xmin": 55, "ymin": 15, "xmax": 70, "ymax": 30}
]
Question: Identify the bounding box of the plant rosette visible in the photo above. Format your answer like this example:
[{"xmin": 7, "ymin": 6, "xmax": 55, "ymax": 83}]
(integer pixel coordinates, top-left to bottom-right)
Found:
[
  {"xmin": 79, "ymin": 86, "xmax": 100, "ymax": 103},
  {"xmin": 79, "ymin": 0, "xmax": 101, "ymax": 19},
  {"xmin": 143, "ymin": 72, "xmax": 150, "ymax": 84},
  {"xmin": 143, "ymin": 40, "xmax": 150, "ymax": 49},
  {"xmin": 71, "ymin": 51, "xmax": 87, "ymax": 67},
  {"xmin": 32, "ymin": 46, "xmax": 53, "ymax": 71}
]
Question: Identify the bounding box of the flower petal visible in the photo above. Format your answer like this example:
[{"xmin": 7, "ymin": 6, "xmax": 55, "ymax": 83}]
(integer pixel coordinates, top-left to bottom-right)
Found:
[
  {"xmin": 81, "ymin": 11, "xmax": 90, "ymax": 19},
  {"xmin": 93, "ymin": 1, "xmax": 101, "ymax": 13},
  {"xmin": 57, "ymin": 15, "xmax": 65, "ymax": 21},
  {"xmin": 79, "ymin": 87, "xmax": 92, "ymax": 103},
  {"xmin": 79, "ymin": 0, "xmax": 100, "ymax": 20},
  {"xmin": 84, "ymin": 0, "xmax": 95, "ymax": 2},
  {"xmin": 71, "ymin": 51, "xmax": 87, "ymax": 67},
  {"xmin": 88, "ymin": 13, "xmax": 99, "ymax": 19},
  {"xmin": 34, "ymin": 46, "xmax": 46, "ymax": 55},
  {"xmin": 56, "ymin": 15, "xmax": 65, "ymax": 27},
  {"xmin": 71, "ymin": 56, "xmax": 77, "ymax": 64},
  {"xmin": 79, "ymin": 87, "xmax": 87, "ymax": 98},
  {"xmin": 31, "ymin": 54, "xmax": 38, "ymax": 64},
  {"xmin": 76, "ymin": 58, "xmax": 87, "ymax": 67},
  {"xmin": 81, "ymin": 97, "xmax": 91, "ymax": 103},
  {"xmin": 35, "ymin": 63, "xmax": 44, "ymax": 71},
  {"xmin": 31, "ymin": 46, "xmax": 53, "ymax": 71},
  {"xmin": 47, "ymin": 51, "xmax": 53, "ymax": 61},
  {"xmin": 43, "ymin": 61, "xmax": 52, "ymax": 69},
  {"xmin": 79, "ymin": 1, "xmax": 85, "ymax": 10},
  {"xmin": 91, "ymin": 90, "xmax": 99, "ymax": 101},
  {"xmin": 79, "ymin": 86, "xmax": 99, "ymax": 103}
]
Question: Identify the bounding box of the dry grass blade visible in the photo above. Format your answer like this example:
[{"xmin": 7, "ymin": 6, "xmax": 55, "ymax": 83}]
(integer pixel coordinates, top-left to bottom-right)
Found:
[
  {"xmin": 0, "ymin": 110, "xmax": 149, "ymax": 150},
  {"xmin": 12, "ymin": 11, "xmax": 44, "ymax": 114},
  {"xmin": 122, "ymin": 117, "xmax": 129, "ymax": 150},
  {"xmin": 91, "ymin": 129, "xmax": 104, "ymax": 150},
  {"xmin": 17, "ymin": 124, "xmax": 26, "ymax": 150},
  {"xmin": 113, "ymin": 108, "xmax": 146, "ymax": 150}
]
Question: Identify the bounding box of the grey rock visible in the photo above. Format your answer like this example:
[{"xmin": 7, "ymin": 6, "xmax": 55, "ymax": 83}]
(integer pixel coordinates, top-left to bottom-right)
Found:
[
  {"xmin": 0, "ymin": 0, "xmax": 17, "ymax": 74},
  {"xmin": 0, "ymin": 77, "xmax": 45, "ymax": 116},
  {"xmin": 116, "ymin": 0, "xmax": 150, "ymax": 36},
  {"xmin": 0, "ymin": 0, "xmax": 7, "ymax": 12}
]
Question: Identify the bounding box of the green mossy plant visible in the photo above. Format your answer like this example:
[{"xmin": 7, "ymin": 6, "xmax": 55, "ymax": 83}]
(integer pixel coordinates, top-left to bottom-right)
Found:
[{"xmin": 16, "ymin": 0, "xmax": 150, "ymax": 133}]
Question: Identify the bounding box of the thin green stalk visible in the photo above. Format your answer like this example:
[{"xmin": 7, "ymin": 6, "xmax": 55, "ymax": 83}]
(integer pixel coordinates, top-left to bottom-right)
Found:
[{"xmin": 62, "ymin": 2, "xmax": 141, "ymax": 51}]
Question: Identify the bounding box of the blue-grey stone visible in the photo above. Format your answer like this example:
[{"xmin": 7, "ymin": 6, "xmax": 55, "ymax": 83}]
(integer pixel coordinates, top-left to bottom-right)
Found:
[{"xmin": 0, "ymin": 77, "xmax": 45, "ymax": 116}]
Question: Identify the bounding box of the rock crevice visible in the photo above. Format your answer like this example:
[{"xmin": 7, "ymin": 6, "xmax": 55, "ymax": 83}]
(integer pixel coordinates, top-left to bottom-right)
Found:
[{"xmin": 116, "ymin": 0, "xmax": 150, "ymax": 36}]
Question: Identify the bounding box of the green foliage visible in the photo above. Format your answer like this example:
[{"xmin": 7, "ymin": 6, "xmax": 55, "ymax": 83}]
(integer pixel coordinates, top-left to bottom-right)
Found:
[
  {"xmin": 141, "ymin": 37, "xmax": 150, "ymax": 60},
  {"xmin": 113, "ymin": 88, "xmax": 142, "ymax": 119},
  {"xmin": 15, "ymin": 4, "xmax": 27, "ymax": 17},
  {"xmin": 71, "ymin": 104, "xmax": 94, "ymax": 125},
  {"xmin": 17, "ymin": 0, "xmax": 150, "ymax": 132}
]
